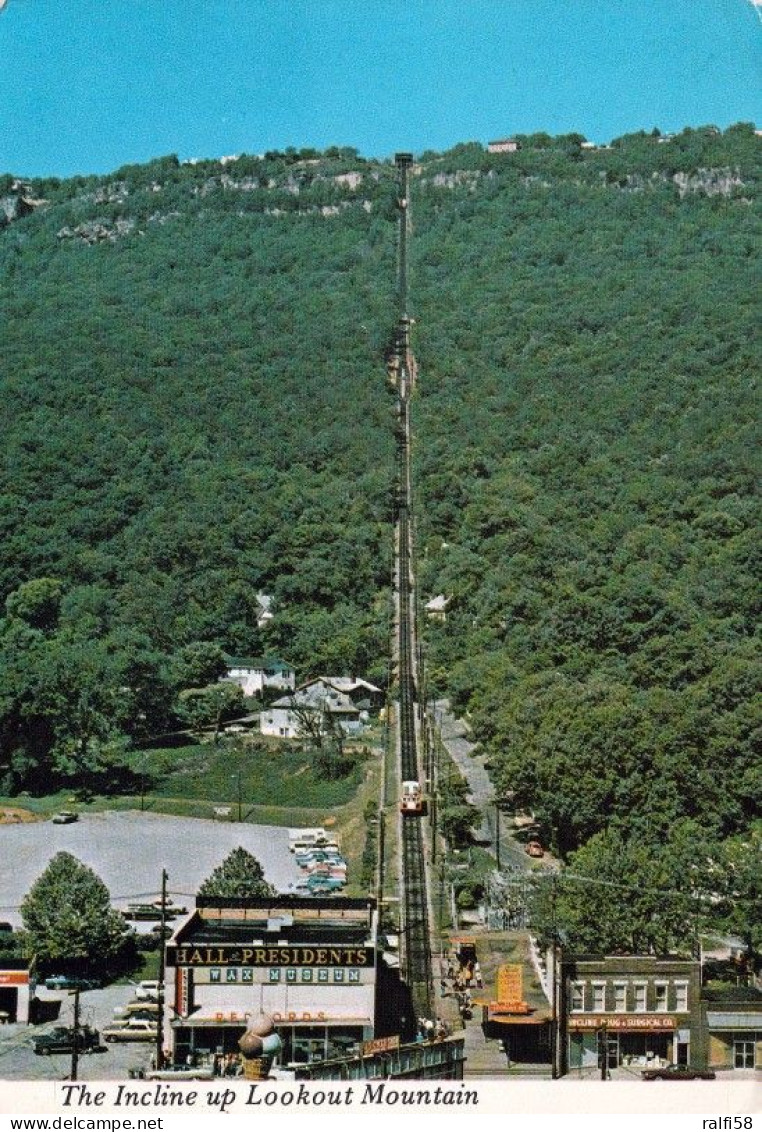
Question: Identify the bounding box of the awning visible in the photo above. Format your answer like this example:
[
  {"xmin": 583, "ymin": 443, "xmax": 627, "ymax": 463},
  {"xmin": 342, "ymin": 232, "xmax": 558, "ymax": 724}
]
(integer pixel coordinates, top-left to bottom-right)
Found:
[
  {"xmin": 486, "ymin": 1014, "xmax": 549, "ymax": 1026},
  {"xmin": 706, "ymin": 1012, "xmax": 762, "ymax": 1029},
  {"xmin": 175, "ymin": 1010, "xmax": 372, "ymax": 1029}
]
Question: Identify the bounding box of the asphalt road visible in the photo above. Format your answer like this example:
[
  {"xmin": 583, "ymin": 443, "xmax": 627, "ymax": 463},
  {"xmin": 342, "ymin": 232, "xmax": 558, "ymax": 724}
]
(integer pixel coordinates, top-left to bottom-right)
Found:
[
  {"xmin": 0, "ymin": 811, "xmax": 300, "ymax": 927},
  {"xmin": 433, "ymin": 700, "xmax": 530, "ymax": 872}
]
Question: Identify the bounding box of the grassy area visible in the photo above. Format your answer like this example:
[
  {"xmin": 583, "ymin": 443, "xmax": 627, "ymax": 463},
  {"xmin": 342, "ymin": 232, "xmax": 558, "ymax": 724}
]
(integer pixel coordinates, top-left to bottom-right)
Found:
[
  {"xmin": 130, "ymin": 737, "xmax": 367, "ymax": 808},
  {"xmin": 0, "ymin": 736, "xmax": 374, "ymax": 822}
]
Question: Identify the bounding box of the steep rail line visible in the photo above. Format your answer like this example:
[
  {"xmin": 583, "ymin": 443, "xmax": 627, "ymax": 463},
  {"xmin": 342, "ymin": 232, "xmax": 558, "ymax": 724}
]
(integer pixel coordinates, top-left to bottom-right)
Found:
[{"xmin": 394, "ymin": 152, "xmax": 433, "ymax": 1018}]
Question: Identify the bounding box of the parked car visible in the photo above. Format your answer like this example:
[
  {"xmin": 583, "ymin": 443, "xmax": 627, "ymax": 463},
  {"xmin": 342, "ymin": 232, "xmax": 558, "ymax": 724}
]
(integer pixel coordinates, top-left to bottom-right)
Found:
[
  {"xmin": 102, "ymin": 1019, "xmax": 158, "ymax": 1043},
  {"xmin": 144, "ymin": 1063, "xmax": 215, "ymax": 1081},
  {"xmin": 123, "ymin": 904, "xmax": 178, "ymax": 921},
  {"xmin": 134, "ymin": 980, "xmax": 162, "ymax": 1000},
  {"xmin": 51, "ymin": 811, "xmax": 78, "ymax": 824},
  {"xmin": 114, "ymin": 1000, "xmax": 160, "ymax": 1018},
  {"xmin": 44, "ymin": 975, "xmax": 99, "ymax": 991},
  {"xmin": 33, "ymin": 1026, "xmax": 101, "ymax": 1055},
  {"xmin": 525, "ymin": 840, "xmax": 545, "ymax": 858},
  {"xmin": 641, "ymin": 1065, "xmax": 716, "ymax": 1081}
]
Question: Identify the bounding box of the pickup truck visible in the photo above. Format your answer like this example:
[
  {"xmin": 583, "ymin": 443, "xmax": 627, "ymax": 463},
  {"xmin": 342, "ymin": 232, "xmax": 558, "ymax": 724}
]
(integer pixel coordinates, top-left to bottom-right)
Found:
[
  {"xmin": 44, "ymin": 975, "xmax": 100, "ymax": 991},
  {"xmin": 33, "ymin": 1026, "xmax": 101, "ymax": 1056}
]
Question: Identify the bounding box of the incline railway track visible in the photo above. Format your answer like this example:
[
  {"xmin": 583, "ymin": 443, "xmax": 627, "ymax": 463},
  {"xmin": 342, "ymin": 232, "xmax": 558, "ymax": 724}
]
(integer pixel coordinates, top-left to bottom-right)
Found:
[{"xmin": 394, "ymin": 152, "xmax": 433, "ymax": 1018}]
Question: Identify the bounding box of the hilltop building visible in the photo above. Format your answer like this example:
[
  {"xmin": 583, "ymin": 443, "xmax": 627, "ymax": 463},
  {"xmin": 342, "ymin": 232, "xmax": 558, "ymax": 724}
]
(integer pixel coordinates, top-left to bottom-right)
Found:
[{"xmin": 487, "ymin": 138, "xmax": 519, "ymax": 154}]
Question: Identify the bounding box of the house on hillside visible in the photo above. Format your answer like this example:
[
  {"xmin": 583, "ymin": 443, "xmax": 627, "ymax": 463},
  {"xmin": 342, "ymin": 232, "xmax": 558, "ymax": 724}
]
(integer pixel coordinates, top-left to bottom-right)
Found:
[
  {"xmin": 255, "ymin": 593, "xmax": 275, "ymax": 628},
  {"xmin": 301, "ymin": 676, "xmax": 384, "ymax": 712},
  {"xmin": 260, "ymin": 682, "xmax": 363, "ymax": 740},
  {"xmin": 222, "ymin": 655, "xmax": 295, "ymax": 698},
  {"xmin": 425, "ymin": 594, "xmax": 451, "ymax": 621},
  {"xmin": 487, "ymin": 138, "xmax": 519, "ymax": 154}
]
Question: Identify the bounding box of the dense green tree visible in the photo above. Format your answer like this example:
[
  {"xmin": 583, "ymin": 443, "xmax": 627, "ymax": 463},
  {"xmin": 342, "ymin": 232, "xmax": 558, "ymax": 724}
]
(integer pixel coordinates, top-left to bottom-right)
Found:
[
  {"xmin": 176, "ymin": 682, "xmax": 244, "ymax": 742},
  {"xmin": 197, "ymin": 847, "xmax": 275, "ymax": 899},
  {"xmin": 5, "ymin": 578, "xmax": 63, "ymax": 633},
  {"xmin": 529, "ymin": 824, "xmax": 716, "ymax": 956},
  {"xmin": 21, "ymin": 851, "xmax": 129, "ymax": 968}
]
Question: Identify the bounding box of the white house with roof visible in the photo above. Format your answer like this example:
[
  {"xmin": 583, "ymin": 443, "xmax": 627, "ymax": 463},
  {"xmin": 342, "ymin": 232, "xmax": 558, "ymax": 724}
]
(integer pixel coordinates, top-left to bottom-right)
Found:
[
  {"xmin": 260, "ymin": 682, "xmax": 363, "ymax": 740},
  {"xmin": 301, "ymin": 676, "xmax": 384, "ymax": 711},
  {"xmin": 425, "ymin": 594, "xmax": 451, "ymax": 620},
  {"xmin": 255, "ymin": 593, "xmax": 275, "ymax": 628},
  {"xmin": 222, "ymin": 655, "xmax": 295, "ymax": 698}
]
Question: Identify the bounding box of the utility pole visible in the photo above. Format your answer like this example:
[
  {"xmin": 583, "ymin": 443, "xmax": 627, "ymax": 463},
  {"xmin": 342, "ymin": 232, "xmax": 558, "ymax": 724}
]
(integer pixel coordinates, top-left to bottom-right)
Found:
[
  {"xmin": 550, "ymin": 875, "xmax": 559, "ymax": 1080},
  {"xmin": 377, "ymin": 809, "xmax": 386, "ymax": 905},
  {"xmin": 600, "ymin": 1022, "xmax": 609, "ymax": 1081},
  {"xmin": 155, "ymin": 868, "xmax": 168, "ymax": 1070},
  {"xmin": 69, "ymin": 986, "xmax": 81, "ymax": 1082}
]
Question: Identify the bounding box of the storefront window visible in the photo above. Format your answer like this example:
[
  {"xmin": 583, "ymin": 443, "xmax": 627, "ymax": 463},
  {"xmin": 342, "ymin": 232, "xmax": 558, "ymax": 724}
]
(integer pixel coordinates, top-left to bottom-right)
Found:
[
  {"xmin": 326, "ymin": 1027, "xmax": 364, "ymax": 1061},
  {"xmin": 291, "ymin": 1025, "xmax": 328, "ymax": 1064},
  {"xmin": 734, "ymin": 1040, "xmax": 755, "ymax": 1069}
]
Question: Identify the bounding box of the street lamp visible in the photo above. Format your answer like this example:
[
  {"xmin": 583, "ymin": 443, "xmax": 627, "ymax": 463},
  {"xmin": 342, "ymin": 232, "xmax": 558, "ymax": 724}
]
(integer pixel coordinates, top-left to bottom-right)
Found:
[{"xmin": 231, "ymin": 771, "xmax": 242, "ymax": 823}]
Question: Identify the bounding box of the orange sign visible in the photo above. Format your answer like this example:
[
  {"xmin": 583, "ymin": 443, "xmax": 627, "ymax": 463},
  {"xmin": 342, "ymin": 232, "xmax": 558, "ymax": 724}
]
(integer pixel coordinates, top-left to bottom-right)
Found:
[
  {"xmin": 497, "ymin": 964, "xmax": 523, "ymax": 1002},
  {"xmin": 0, "ymin": 972, "xmax": 28, "ymax": 986},
  {"xmin": 362, "ymin": 1035, "xmax": 400, "ymax": 1057}
]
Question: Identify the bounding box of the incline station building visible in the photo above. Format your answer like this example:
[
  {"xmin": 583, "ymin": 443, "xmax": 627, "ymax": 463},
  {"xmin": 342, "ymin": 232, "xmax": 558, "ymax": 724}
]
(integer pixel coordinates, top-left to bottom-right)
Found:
[{"xmin": 166, "ymin": 896, "xmax": 382, "ymax": 1067}]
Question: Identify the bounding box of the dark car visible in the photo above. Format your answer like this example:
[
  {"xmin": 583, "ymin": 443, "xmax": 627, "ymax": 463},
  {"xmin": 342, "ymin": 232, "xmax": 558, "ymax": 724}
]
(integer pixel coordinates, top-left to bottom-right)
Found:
[
  {"xmin": 44, "ymin": 975, "xmax": 99, "ymax": 991},
  {"xmin": 51, "ymin": 811, "xmax": 78, "ymax": 824},
  {"xmin": 33, "ymin": 1026, "xmax": 101, "ymax": 1056},
  {"xmin": 641, "ymin": 1064, "xmax": 716, "ymax": 1081}
]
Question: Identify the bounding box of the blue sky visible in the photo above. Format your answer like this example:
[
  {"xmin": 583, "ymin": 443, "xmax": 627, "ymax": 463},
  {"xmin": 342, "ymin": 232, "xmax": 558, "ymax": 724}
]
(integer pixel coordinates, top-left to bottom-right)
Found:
[{"xmin": 1, "ymin": 0, "xmax": 760, "ymax": 177}]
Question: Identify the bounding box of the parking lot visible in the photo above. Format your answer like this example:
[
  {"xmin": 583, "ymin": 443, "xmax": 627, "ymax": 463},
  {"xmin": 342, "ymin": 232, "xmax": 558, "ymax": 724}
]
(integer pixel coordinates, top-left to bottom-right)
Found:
[
  {"xmin": 0, "ymin": 810, "xmax": 300, "ymax": 926},
  {"xmin": 0, "ymin": 809, "xmax": 301, "ymax": 1081},
  {"xmin": 0, "ymin": 985, "xmax": 159, "ymax": 1081}
]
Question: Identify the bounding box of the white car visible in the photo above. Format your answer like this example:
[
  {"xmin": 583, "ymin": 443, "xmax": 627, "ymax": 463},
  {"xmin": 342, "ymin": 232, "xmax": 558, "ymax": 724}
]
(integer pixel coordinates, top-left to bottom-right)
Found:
[
  {"xmin": 145, "ymin": 1064, "xmax": 214, "ymax": 1081},
  {"xmin": 102, "ymin": 1019, "xmax": 158, "ymax": 1043},
  {"xmin": 134, "ymin": 980, "xmax": 162, "ymax": 1001}
]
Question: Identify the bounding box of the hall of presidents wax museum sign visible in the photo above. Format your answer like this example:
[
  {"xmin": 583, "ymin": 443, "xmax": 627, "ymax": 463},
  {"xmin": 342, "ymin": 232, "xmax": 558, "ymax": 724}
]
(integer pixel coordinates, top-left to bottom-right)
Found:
[{"xmin": 166, "ymin": 945, "xmax": 374, "ymax": 968}]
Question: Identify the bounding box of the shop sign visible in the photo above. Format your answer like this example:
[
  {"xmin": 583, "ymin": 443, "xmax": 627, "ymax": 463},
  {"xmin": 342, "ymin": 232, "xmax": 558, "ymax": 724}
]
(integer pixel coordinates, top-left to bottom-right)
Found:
[
  {"xmin": 496, "ymin": 964, "xmax": 523, "ymax": 1003},
  {"xmin": 569, "ymin": 1014, "xmax": 676, "ymax": 1031},
  {"xmin": 167, "ymin": 944, "xmax": 373, "ymax": 969},
  {"xmin": 0, "ymin": 972, "xmax": 28, "ymax": 986},
  {"xmin": 362, "ymin": 1035, "xmax": 400, "ymax": 1057}
]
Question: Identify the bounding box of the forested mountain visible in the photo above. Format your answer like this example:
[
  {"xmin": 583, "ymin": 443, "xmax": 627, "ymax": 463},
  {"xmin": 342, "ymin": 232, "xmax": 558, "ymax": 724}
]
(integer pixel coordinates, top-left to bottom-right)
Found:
[
  {"xmin": 410, "ymin": 125, "xmax": 760, "ymax": 872},
  {"xmin": 0, "ymin": 148, "xmax": 400, "ymax": 790},
  {"xmin": 0, "ymin": 119, "xmax": 759, "ymax": 895}
]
